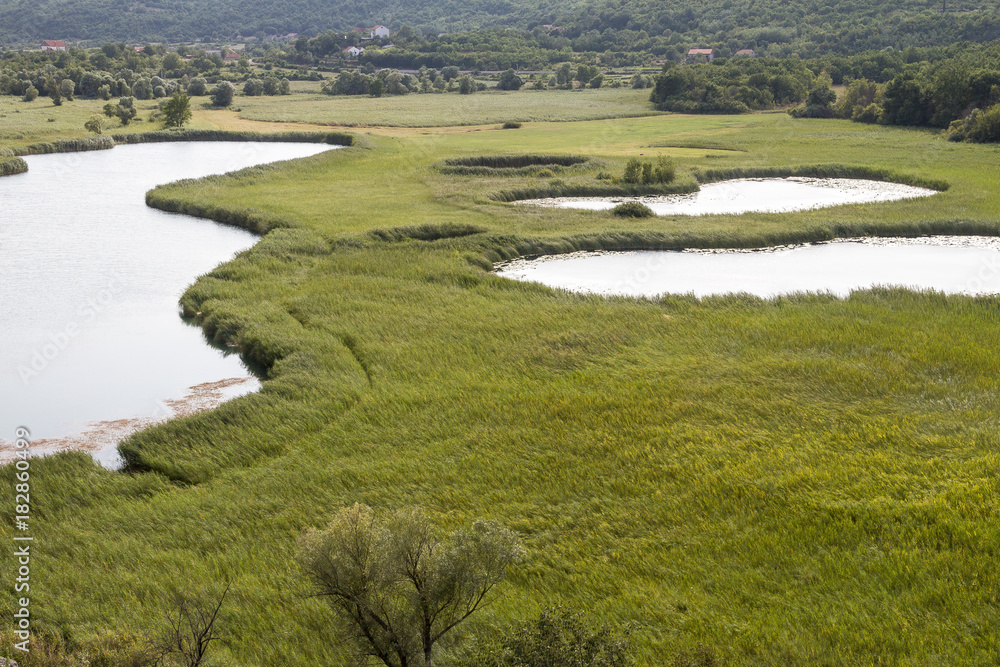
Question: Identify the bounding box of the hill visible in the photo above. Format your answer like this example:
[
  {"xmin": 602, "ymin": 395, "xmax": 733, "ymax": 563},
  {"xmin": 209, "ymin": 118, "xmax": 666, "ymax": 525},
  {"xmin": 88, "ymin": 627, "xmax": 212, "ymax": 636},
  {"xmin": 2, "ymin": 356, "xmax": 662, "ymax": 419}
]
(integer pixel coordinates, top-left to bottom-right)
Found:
[{"xmin": 1, "ymin": 0, "xmax": 1000, "ymax": 55}]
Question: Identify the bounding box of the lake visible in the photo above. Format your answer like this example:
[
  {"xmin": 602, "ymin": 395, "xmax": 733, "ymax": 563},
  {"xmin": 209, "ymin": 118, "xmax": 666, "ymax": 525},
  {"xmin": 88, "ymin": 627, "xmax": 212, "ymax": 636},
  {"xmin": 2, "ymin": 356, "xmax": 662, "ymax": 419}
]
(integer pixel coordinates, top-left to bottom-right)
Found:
[
  {"xmin": 496, "ymin": 237, "xmax": 1000, "ymax": 299},
  {"xmin": 0, "ymin": 141, "xmax": 335, "ymax": 465}
]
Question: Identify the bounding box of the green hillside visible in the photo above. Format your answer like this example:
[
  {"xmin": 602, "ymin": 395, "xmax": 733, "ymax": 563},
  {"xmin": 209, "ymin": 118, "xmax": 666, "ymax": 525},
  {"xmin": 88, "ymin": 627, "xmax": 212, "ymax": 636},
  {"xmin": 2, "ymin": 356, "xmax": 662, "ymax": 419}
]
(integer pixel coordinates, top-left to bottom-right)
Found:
[{"xmin": 2, "ymin": 0, "xmax": 1000, "ymax": 55}]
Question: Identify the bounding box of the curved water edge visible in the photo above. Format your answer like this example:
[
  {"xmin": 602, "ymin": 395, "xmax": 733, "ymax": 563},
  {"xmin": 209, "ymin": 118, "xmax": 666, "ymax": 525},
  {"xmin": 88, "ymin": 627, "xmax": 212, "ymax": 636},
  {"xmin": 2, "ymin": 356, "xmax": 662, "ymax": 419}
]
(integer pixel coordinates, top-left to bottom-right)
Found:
[
  {"xmin": 0, "ymin": 141, "xmax": 338, "ymax": 467},
  {"xmin": 496, "ymin": 236, "xmax": 1000, "ymax": 299},
  {"xmin": 516, "ymin": 177, "xmax": 938, "ymax": 216}
]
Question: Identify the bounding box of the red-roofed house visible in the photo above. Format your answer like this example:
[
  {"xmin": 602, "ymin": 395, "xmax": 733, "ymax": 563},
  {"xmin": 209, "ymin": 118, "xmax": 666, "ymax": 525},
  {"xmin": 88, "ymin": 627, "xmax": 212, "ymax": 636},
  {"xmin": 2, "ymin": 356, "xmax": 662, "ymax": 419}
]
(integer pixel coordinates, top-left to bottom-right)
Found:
[
  {"xmin": 687, "ymin": 48, "xmax": 715, "ymax": 62},
  {"xmin": 41, "ymin": 40, "xmax": 67, "ymax": 51},
  {"xmin": 343, "ymin": 46, "xmax": 365, "ymax": 57},
  {"xmin": 370, "ymin": 25, "xmax": 391, "ymax": 39}
]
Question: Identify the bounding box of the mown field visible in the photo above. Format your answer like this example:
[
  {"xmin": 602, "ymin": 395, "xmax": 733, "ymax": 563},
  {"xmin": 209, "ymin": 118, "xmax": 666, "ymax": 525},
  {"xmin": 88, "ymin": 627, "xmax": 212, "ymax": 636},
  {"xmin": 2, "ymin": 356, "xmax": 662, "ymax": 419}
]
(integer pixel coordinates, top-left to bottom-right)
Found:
[
  {"xmin": 2, "ymin": 97, "xmax": 1000, "ymax": 666},
  {"xmin": 235, "ymin": 86, "xmax": 664, "ymax": 127}
]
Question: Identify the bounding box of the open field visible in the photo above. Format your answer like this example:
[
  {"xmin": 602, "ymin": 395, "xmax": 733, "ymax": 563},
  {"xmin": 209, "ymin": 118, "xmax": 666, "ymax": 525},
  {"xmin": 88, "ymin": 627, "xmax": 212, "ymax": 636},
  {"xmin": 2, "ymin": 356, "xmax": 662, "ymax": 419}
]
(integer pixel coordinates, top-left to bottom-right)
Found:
[
  {"xmin": 2, "ymin": 102, "xmax": 1000, "ymax": 666},
  {"xmin": 235, "ymin": 86, "xmax": 665, "ymax": 127}
]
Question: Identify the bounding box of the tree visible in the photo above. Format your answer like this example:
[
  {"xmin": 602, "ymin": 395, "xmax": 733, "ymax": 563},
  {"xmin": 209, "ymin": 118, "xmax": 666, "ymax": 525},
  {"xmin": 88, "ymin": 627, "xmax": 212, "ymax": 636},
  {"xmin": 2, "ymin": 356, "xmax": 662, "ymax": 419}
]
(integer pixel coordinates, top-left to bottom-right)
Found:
[
  {"xmin": 297, "ymin": 504, "xmax": 521, "ymax": 667},
  {"xmin": 49, "ymin": 78, "xmax": 62, "ymax": 105},
  {"xmin": 243, "ymin": 78, "xmax": 264, "ymax": 96},
  {"xmin": 132, "ymin": 77, "xmax": 153, "ymax": 100},
  {"xmin": 497, "ymin": 69, "xmax": 523, "ymax": 91},
  {"xmin": 161, "ymin": 93, "xmax": 192, "ymax": 128},
  {"xmin": 210, "ymin": 81, "xmax": 235, "ymax": 107},
  {"xmin": 369, "ymin": 77, "xmax": 386, "ymax": 97},
  {"xmin": 113, "ymin": 96, "xmax": 138, "ymax": 125},
  {"xmin": 152, "ymin": 585, "xmax": 230, "ymax": 667},
  {"xmin": 23, "ymin": 85, "xmax": 38, "ymax": 102},
  {"xmin": 84, "ymin": 114, "xmax": 107, "ymax": 134},
  {"xmin": 187, "ymin": 77, "xmax": 208, "ymax": 96},
  {"xmin": 60, "ymin": 78, "xmax": 75, "ymax": 101},
  {"xmin": 458, "ymin": 75, "xmax": 475, "ymax": 94}
]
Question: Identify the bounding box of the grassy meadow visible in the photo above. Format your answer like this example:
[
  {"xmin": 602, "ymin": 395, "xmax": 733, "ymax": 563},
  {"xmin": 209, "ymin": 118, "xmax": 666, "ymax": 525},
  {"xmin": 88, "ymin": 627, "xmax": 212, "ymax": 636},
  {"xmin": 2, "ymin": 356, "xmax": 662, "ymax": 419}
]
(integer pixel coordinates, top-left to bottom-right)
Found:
[
  {"xmin": 2, "ymin": 93, "xmax": 1000, "ymax": 666},
  {"xmin": 235, "ymin": 86, "xmax": 664, "ymax": 127}
]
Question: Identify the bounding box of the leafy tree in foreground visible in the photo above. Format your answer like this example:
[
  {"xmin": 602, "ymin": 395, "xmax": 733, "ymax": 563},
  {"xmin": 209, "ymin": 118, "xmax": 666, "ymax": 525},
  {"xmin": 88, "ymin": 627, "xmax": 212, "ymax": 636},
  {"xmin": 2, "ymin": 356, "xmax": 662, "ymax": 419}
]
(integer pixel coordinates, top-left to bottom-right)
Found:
[
  {"xmin": 161, "ymin": 93, "xmax": 192, "ymax": 128},
  {"xmin": 297, "ymin": 504, "xmax": 521, "ymax": 667}
]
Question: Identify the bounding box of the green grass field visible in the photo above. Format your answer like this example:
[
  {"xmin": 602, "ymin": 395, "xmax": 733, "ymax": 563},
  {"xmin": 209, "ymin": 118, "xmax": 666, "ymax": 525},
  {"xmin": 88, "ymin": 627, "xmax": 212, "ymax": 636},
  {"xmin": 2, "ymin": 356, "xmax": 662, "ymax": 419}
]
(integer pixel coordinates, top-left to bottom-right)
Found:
[
  {"xmin": 2, "ymin": 99, "xmax": 1000, "ymax": 666},
  {"xmin": 235, "ymin": 86, "xmax": 664, "ymax": 127}
]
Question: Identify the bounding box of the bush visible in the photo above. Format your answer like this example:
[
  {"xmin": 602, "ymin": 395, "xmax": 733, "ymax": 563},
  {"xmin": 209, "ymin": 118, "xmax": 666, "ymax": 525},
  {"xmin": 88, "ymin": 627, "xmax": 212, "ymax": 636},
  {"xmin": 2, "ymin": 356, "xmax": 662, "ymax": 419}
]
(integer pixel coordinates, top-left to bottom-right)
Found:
[
  {"xmin": 187, "ymin": 77, "xmax": 208, "ymax": 96},
  {"xmin": 502, "ymin": 121, "xmax": 522, "ymax": 129},
  {"xmin": 210, "ymin": 81, "xmax": 235, "ymax": 107},
  {"xmin": 852, "ymin": 102, "xmax": 883, "ymax": 124},
  {"xmin": 23, "ymin": 85, "xmax": 38, "ymax": 102},
  {"xmin": 612, "ymin": 201, "xmax": 655, "ymax": 218},
  {"xmin": 487, "ymin": 607, "xmax": 633, "ymax": 667},
  {"xmin": 243, "ymin": 78, "xmax": 264, "ymax": 96},
  {"xmin": 948, "ymin": 105, "xmax": 1000, "ymax": 143},
  {"xmin": 498, "ymin": 69, "xmax": 524, "ymax": 91}
]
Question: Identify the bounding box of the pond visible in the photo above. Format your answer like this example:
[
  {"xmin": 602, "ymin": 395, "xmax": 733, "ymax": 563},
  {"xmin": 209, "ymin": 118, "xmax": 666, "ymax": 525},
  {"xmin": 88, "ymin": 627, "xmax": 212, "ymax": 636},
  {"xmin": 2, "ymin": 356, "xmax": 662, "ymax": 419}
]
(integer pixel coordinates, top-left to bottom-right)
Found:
[
  {"xmin": 496, "ymin": 237, "xmax": 1000, "ymax": 299},
  {"xmin": 0, "ymin": 141, "xmax": 335, "ymax": 465},
  {"xmin": 517, "ymin": 177, "xmax": 937, "ymax": 215}
]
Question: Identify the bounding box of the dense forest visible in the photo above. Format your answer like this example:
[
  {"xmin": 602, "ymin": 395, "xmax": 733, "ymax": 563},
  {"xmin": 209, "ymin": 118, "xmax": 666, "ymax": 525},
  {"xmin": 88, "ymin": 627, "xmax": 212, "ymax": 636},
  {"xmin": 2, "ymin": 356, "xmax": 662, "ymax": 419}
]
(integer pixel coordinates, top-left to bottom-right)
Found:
[{"xmin": 2, "ymin": 0, "xmax": 1000, "ymax": 56}]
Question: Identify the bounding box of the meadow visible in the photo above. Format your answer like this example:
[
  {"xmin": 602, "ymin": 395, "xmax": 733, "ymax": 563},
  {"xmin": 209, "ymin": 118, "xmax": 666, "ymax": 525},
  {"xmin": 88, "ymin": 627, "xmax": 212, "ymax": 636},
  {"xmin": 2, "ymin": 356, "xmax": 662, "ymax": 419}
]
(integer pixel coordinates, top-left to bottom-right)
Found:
[
  {"xmin": 2, "ymin": 93, "xmax": 1000, "ymax": 666},
  {"xmin": 234, "ymin": 86, "xmax": 664, "ymax": 127}
]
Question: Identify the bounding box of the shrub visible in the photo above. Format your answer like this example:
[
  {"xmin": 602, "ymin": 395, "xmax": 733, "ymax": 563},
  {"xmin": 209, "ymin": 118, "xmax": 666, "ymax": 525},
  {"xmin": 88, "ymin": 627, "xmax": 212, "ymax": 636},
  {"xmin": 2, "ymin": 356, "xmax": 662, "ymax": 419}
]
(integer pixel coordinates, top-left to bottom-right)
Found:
[
  {"xmin": 965, "ymin": 104, "xmax": 1000, "ymax": 143},
  {"xmin": 210, "ymin": 81, "xmax": 235, "ymax": 107},
  {"xmin": 498, "ymin": 69, "xmax": 524, "ymax": 91},
  {"xmin": 23, "ymin": 85, "xmax": 38, "ymax": 102},
  {"xmin": 187, "ymin": 77, "xmax": 208, "ymax": 96},
  {"xmin": 502, "ymin": 121, "xmax": 522, "ymax": 129},
  {"xmin": 622, "ymin": 158, "xmax": 642, "ymax": 183},
  {"xmin": 612, "ymin": 201, "xmax": 655, "ymax": 217},
  {"xmin": 488, "ymin": 607, "xmax": 633, "ymax": 667},
  {"xmin": 852, "ymin": 102, "xmax": 883, "ymax": 124}
]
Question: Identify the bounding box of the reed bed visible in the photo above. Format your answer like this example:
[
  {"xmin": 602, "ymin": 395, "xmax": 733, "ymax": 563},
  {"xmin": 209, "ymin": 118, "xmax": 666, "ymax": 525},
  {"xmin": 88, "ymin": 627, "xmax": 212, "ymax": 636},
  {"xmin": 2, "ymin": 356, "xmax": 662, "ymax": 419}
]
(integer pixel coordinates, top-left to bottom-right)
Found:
[{"xmin": 2, "ymin": 111, "xmax": 1000, "ymax": 666}]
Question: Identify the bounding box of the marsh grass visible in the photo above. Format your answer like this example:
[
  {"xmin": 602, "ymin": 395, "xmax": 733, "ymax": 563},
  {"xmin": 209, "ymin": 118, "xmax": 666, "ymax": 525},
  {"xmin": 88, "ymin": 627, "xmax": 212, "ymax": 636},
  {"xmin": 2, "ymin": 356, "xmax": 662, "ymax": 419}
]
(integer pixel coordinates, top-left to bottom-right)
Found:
[
  {"xmin": 113, "ymin": 128, "xmax": 355, "ymax": 146},
  {"xmin": 3, "ymin": 112, "xmax": 1000, "ymax": 666},
  {"xmin": 0, "ymin": 156, "xmax": 27, "ymax": 175},
  {"xmin": 694, "ymin": 162, "xmax": 951, "ymax": 191},
  {"xmin": 439, "ymin": 153, "xmax": 590, "ymax": 176},
  {"xmin": 18, "ymin": 135, "xmax": 115, "ymax": 155}
]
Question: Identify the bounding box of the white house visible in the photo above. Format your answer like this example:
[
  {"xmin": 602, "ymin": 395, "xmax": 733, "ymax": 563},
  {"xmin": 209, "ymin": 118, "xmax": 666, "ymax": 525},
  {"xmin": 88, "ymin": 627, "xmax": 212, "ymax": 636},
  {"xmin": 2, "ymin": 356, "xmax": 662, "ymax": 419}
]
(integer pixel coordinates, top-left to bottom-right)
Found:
[
  {"xmin": 41, "ymin": 40, "xmax": 67, "ymax": 51},
  {"xmin": 343, "ymin": 46, "xmax": 365, "ymax": 57},
  {"xmin": 370, "ymin": 25, "xmax": 391, "ymax": 39}
]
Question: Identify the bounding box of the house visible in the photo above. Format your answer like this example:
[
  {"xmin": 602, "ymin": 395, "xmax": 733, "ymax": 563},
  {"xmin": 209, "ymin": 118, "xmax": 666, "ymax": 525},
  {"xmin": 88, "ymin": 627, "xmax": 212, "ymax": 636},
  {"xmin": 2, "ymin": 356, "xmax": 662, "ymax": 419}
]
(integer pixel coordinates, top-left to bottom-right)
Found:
[
  {"xmin": 133, "ymin": 46, "xmax": 145, "ymax": 52},
  {"xmin": 343, "ymin": 46, "xmax": 365, "ymax": 57},
  {"xmin": 370, "ymin": 25, "xmax": 391, "ymax": 39},
  {"xmin": 686, "ymin": 48, "xmax": 715, "ymax": 62},
  {"xmin": 41, "ymin": 40, "xmax": 67, "ymax": 51},
  {"xmin": 734, "ymin": 49, "xmax": 756, "ymax": 57},
  {"xmin": 224, "ymin": 53, "xmax": 242, "ymax": 63}
]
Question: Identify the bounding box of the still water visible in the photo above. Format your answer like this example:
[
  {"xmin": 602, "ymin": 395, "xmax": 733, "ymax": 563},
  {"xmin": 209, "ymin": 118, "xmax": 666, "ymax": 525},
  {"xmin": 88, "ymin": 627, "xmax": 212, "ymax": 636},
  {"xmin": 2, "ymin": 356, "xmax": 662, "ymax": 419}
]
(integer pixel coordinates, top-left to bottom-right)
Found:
[
  {"xmin": 0, "ymin": 141, "xmax": 334, "ymax": 463},
  {"xmin": 497, "ymin": 237, "xmax": 1000, "ymax": 299},
  {"xmin": 518, "ymin": 177, "xmax": 937, "ymax": 215}
]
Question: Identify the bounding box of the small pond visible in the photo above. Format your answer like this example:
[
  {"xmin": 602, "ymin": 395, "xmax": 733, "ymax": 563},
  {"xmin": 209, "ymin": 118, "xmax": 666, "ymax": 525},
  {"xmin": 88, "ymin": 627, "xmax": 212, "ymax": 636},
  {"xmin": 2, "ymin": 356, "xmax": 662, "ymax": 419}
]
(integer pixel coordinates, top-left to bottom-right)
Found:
[
  {"xmin": 496, "ymin": 237, "xmax": 1000, "ymax": 299},
  {"xmin": 0, "ymin": 141, "xmax": 336, "ymax": 465},
  {"xmin": 518, "ymin": 177, "xmax": 937, "ymax": 215}
]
